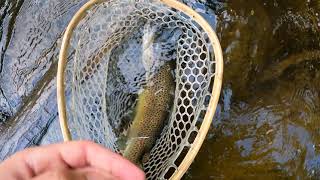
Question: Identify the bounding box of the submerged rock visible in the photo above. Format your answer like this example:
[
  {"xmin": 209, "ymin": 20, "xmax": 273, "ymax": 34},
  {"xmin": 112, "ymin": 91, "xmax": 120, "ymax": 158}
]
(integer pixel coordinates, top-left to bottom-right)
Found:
[{"xmin": 0, "ymin": 0, "xmax": 86, "ymax": 159}]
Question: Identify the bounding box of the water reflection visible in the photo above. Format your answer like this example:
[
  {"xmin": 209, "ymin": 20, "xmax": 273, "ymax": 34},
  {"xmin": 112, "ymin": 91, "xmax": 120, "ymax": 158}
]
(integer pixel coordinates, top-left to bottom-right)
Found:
[{"xmin": 187, "ymin": 62, "xmax": 320, "ymax": 178}]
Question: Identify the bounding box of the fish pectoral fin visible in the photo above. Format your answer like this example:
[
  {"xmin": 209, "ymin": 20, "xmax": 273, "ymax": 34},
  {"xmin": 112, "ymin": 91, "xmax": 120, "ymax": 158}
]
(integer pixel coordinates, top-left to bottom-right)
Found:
[{"xmin": 142, "ymin": 152, "xmax": 151, "ymax": 164}]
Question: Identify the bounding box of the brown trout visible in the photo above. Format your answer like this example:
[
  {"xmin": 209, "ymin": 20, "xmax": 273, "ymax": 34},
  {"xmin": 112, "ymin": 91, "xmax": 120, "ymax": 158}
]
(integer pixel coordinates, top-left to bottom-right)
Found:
[{"xmin": 123, "ymin": 62, "xmax": 175, "ymax": 164}]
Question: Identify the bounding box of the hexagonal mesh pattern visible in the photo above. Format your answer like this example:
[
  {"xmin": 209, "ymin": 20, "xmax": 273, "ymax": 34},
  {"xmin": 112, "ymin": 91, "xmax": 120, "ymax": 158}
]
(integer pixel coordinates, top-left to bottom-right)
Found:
[{"xmin": 66, "ymin": 0, "xmax": 216, "ymax": 179}]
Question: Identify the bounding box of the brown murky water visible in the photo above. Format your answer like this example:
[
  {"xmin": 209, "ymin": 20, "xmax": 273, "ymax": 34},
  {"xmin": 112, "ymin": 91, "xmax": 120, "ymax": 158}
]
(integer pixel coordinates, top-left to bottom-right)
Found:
[
  {"xmin": 185, "ymin": 0, "xmax": 320, "ymax": 179},
  {"xmin": 0, "ymin": 0, "xmax": 320, "ymax": 179}
]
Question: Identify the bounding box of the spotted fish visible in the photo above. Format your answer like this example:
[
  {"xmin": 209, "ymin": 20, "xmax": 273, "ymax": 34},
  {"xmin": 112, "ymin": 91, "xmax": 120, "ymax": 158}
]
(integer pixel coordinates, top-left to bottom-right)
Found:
[
  {"xmin": 123, "ymin": 62, "xmax": 175, "ymax": 164},
  {"xmin": 122, "ymin": 22, "xmax": 181, "ymax": 165}
]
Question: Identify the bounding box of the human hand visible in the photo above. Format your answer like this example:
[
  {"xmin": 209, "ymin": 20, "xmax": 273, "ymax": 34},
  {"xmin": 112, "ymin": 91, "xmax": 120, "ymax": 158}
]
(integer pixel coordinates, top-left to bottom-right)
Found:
[{"xmin": 0, "ymin": 141, "xmax": 145, "ymax": 180}]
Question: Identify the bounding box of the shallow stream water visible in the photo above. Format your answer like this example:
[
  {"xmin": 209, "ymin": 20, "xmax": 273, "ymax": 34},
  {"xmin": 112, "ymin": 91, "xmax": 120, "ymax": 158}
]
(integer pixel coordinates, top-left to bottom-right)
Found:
[{"xmin": 0, "ymin": 0, "xmax": 320, "ymax": 179}]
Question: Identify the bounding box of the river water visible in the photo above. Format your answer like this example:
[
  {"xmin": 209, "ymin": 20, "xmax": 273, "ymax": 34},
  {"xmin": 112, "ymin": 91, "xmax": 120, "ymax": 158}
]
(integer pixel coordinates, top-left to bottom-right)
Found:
[{"xmin": 0, "ymin": 0, "xmax": 320, "ymax": 179}]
